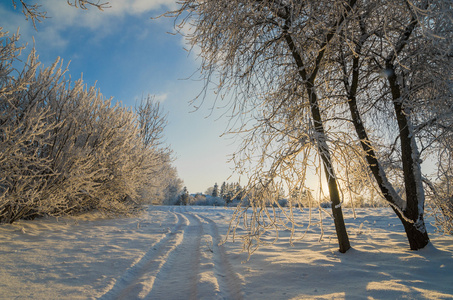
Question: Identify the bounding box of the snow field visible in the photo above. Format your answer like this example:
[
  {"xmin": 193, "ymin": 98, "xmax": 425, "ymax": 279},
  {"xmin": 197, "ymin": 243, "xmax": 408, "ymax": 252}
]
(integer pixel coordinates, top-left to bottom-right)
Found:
[{"xmin": 0, "ymin": 206, "xmax": 452, "ymax": 299}]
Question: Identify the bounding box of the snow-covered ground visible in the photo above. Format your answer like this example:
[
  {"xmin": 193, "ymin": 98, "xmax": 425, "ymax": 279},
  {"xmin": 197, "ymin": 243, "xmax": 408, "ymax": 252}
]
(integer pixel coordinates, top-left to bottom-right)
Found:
[{"xmin": 1, "ymin": 205, "xmax": 452, "ymax": 299}]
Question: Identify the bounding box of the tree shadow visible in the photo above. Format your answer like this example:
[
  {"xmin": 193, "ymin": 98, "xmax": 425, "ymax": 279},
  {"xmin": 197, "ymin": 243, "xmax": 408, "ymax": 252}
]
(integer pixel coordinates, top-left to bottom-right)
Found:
[{"xmin": 228, "ymin": 230, "xmax": 453, "ymax": 300}]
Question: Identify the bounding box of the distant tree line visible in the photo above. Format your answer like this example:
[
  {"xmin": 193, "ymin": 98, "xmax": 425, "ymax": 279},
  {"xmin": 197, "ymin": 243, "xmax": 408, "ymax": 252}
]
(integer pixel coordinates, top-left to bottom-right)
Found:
[
  {"xmin": 165, "ymin": 181, "xmax": 390, "ymax": 208},
  {"xmin": 209, "ymin": 182, "xmax": 244, "ymax": 205},
  {"xmin": 0, "ymin": 29, "xmax": 181, "ymax": 223},
  {"xmin": 160, "ymin": 182, "xmax": 244, "ymax": 206}
]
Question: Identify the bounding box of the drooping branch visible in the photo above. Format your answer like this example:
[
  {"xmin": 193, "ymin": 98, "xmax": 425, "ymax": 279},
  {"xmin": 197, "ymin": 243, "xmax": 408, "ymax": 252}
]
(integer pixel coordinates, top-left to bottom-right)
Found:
[
  {"xmin": 341, "ymin": 17, "xmax": 405, "ymax": 210},
  {"xmin": 277, "ymin": 2, "xmax": 357, "ymax": 253}
]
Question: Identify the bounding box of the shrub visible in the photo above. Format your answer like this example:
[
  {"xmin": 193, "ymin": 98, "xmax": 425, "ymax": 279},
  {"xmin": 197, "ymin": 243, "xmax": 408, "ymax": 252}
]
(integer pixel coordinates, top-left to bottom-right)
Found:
[{"xmin": 0, "ymin": 29, "xmax": 173, "ymax": 223}]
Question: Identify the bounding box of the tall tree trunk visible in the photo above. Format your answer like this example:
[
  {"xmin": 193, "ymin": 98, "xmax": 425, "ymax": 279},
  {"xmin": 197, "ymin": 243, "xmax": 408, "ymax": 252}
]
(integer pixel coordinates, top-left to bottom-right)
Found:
[
  {"xmin": 347, "ymin": 75, "xmax": 429, "ymax": 249},
  {"xmin": 343, "ymin": 22, "xmax": 429, "ymax": 250},
  {"xmin": 386, "ymin": 66, "xmax": 430, "ymax": 249},
  {"xmin": 310, "ymin": 89, "xmax": 351, "ymax": 253},
  {"xmin": 380, "ymin": 0, "xmax": 431, "ymax": 250},
  {"xmin": 283, "ymin": 28, "xmax": 351, "ymax": 253}
]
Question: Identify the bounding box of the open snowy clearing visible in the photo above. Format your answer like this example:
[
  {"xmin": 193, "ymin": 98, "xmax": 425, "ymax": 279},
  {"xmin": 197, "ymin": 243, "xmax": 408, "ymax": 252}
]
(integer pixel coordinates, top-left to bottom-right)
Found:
[{"xmin": 0, "ymin": 206, "xmax": 452, "ymax": 299}]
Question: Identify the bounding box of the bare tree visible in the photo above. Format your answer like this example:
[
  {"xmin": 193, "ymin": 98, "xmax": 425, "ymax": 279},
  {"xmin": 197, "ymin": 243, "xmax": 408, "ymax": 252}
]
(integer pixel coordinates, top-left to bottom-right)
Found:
[
  {"xmin": 323, "ymin": 0, "xmax": 453, "ymax": 248},
  {"xmin": 167, "ymin": 0, "xmax": 354, "ymax": 253},
  {"xmin": 137, "ymin": 95, "xmax": 167, "ymax": 149},
  {"xmin": 167, "ymin": 0, "xmax": 452, "ymax": 252}
]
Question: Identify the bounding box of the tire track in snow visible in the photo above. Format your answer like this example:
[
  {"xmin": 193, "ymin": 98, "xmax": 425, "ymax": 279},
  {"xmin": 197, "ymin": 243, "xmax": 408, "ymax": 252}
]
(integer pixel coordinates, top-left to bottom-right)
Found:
[
  {"xmin": 97, "ymin": 208, "xmax": 187, "ymax": 300},
  {"xmin": 146, "ymin": 207, "xmax": 202, "ymax": 300},
  {"xmin": 195, "ymin": 213, "xmax": 244, "ymax": 300},
  {"xmin": 98, "ymin": 207, "xmax": 243, "ymax": 300}
]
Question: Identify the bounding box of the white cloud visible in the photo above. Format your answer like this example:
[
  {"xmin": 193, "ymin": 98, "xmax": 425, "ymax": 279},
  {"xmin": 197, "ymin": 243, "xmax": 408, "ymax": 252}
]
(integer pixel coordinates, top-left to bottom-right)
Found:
[
  {"xmin": 153, "ymin": 93, "xmax": 168, "ymax": 102},
  {"xmin": 133, "ymin": 93, "xmax": 168, "ymax": 104},
  {"xmin": 0, "ymin": 5, "xmax": 34, "ymax": 42},
  {"xmin": 45, "ymin": 0, "xmax": 114, "ymax": 30},
  {"xmin": 37, "ymin": 26, "xmax": 69, "ymax": 49},
  {"xmin": 1, "ymin": 0, "xmax": 178, "ymax": 53},
  {"xmin": 104, "ymin": 0, "xmax": 178, "ymax": 16}
]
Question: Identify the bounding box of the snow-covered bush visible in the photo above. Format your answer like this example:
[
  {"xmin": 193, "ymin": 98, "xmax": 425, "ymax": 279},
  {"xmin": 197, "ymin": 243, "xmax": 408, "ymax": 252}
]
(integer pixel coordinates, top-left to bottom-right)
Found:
[
  {"xmin": 160, "ymin": 175, "xmax": 184, "ymax": 205},
  {"xmin": 189, "ymin": 193, "xmax": 206, "ymax": 205},
  {"xmin": 0, "ymin": 29, "xmax": 59, "ymax": 223},
  {"xmin": 0, "ymin": 29, "xmax": 175, "ymax": 223}
]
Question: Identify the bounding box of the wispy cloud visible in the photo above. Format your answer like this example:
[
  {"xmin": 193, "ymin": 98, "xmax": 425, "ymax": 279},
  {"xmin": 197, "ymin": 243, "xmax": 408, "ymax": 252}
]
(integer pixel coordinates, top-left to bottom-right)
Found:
[
  {"xmin": 107, "ymin": 0, "xmax": 178, "ymax": 16},
  {"xmin": 0, "ymin": 0, "xmax": 177, "ymax": 51},
  {"xmin": 133, "ymin": 93, "xmax": 169, "ymax": 105},
  {"xmin": 45, "ymin": 0, "xmax": 177, "ymax": 28},
  {"xmin": 0, "ymin": 4, "xmax": 34, "ymax": 42},
  {"xmin": 153, "ymin": 93, "xmax": 169, "ymax": 102}
]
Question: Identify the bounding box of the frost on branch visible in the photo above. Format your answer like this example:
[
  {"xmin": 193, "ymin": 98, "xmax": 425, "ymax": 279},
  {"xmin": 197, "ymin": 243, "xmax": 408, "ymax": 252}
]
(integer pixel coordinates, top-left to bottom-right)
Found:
[
  {"xmin": 167, "ymin": 0, "xmax": 453, "ymax": 251},
  {"xmin": 0, "ymin": 29, "xmax": 175, "ymax": 224}
]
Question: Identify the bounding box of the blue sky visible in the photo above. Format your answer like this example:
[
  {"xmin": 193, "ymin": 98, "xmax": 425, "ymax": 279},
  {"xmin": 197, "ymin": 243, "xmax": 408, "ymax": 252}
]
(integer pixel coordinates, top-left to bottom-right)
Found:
[{"xmin": 0, "ymin": 0, "xmax": 239, "ymax": 193}]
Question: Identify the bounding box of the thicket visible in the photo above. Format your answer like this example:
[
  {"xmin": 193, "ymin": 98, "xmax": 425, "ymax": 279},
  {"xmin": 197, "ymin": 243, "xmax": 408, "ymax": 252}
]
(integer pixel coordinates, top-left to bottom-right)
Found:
[{"xmin": 0, "ymin": 29, "xmax": 175, "ymax": 224}]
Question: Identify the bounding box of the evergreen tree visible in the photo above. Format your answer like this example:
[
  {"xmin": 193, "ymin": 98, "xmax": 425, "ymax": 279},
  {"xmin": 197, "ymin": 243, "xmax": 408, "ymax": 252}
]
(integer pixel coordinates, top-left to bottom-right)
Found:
[
  {"xmin": 212, "ymin": 183, "xmax": 219, "ymax": 197},
  {"xmin": 220, "ymin": 182, "xmax": 227, "ymax": 199},
  {"xmin": 235, "ymin": 183, "xmax": 243, "ymax": 201},
  {"xmin": 180, "ymin": 186, "xmax": 189, "ymax": 206}
]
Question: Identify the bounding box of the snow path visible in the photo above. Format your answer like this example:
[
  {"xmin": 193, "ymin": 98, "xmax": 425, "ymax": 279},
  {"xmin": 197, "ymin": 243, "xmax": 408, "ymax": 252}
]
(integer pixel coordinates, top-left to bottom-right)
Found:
[
  {"xmin": 145, "ymin": 209, "xmax": 202, "ymax": 299},
  {"xmin": 97, "ymin": 206, "xmax": 244, "ymax": 300},
  {"xmin": 194, "ymin": 212, "xmax": 244, "ymax": 300},
  {"xmin": 98, "ymin": 207, "xmax": 187, "ymax": 299}
]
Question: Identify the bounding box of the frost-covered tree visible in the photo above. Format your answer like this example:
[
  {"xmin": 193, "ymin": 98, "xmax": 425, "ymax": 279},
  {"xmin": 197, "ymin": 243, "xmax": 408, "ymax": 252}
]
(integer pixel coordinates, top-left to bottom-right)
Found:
[
  {"xmin": 312, "ymin": 0, "xmax": 452, "ymax": 247},
  {"xmin": 234, "ymin": 183, "xmax": 243, "ymax": 201},
  {"xmin": 179, "ymin": 186, "xmax": 190, "ymax": 206},
  {"xmin": 219, "ymin": 182, "xmax": 226, "ymax": 199},
  {"xmin": 0, "ymin": 29, "xmax": 57, "ymax": 223},
  {"xmin": 135, "ymin": 96, "xmax": 177, "ymax": 204},
  {"xmin": 0, "ymin": 29, "xmax": 176, "ymax": 223},
  {"xmin": 168, "ymin": 0, "xmax": 354, "ymax": 253},
  {"xmin": 154, "ymin": 164, "xmax": 183, "ymax": 205},
  {"xmin": 161, "ymin": 178, "xmax": 183, "ymax": 205},
  {"xmin": 137, "ymin": 96, "xmax": 167, "ymax": 149},
  {"xmin": 167, "ymin": 0, "xmax": 453, "ymax": 251},
  {"xmin": 212, "ymin": 182, "xmax": 219, "ymax": 197}
]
